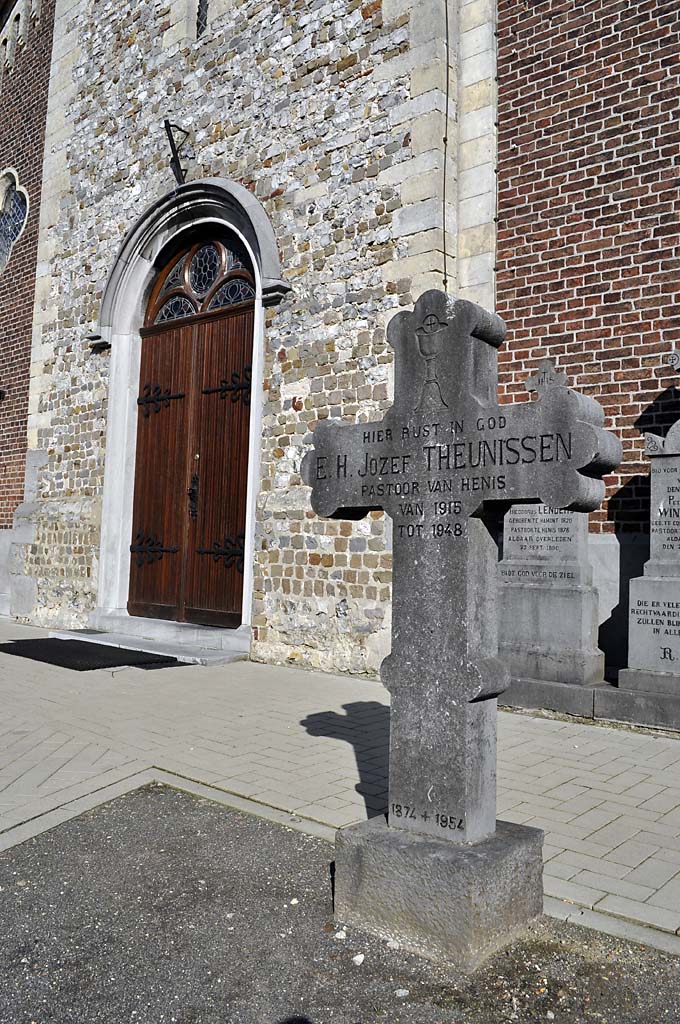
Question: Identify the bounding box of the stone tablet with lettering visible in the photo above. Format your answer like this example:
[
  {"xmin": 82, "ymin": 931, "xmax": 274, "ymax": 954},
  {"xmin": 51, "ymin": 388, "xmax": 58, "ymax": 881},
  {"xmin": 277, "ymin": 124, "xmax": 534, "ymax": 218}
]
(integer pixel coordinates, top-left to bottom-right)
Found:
[
  {"xmin": 504, "ymin": 503, "xmax": 586, "ymax": 571},
  {"xmin": 302, "ymin": 291, "xmax": 621, "ymax": 968},
  {"xmin": 620, "ymin": 420, "xmax": 680, "ymax": 695},
  {"xmin": 499, "ymin": 505, "xmax": 602, "ymax": 686}
]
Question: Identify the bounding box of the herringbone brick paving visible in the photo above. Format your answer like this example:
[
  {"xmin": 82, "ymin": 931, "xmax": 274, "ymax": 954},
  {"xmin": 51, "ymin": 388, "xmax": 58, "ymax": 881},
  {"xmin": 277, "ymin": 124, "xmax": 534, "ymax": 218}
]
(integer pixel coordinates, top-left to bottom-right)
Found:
[{"xmin": 1, "ymin": 619, "xmax": 680, "ymax": 950}]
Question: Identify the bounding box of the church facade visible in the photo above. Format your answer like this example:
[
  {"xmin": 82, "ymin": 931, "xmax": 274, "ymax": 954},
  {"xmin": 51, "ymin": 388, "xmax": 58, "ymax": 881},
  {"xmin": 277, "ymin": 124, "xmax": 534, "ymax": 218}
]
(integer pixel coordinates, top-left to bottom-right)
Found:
[{"xmin": 0, "ymin": 0, "xmax": 678, "ymax": 683}]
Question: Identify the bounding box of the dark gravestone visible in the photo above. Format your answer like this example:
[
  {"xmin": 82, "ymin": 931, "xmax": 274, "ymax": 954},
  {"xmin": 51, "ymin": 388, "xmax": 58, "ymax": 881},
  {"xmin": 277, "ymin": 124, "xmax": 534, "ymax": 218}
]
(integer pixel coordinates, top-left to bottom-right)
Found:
[
  {"xmin": 498, "ymin": 363, "xmax": 606, "ymax": 717},
  {"xmin": 302, "ymin": 291, "xmax": 621, "ymax": 968},
  {"xmin": 617, "ymin": 420, "xmax": 680, "ymax": 707}
]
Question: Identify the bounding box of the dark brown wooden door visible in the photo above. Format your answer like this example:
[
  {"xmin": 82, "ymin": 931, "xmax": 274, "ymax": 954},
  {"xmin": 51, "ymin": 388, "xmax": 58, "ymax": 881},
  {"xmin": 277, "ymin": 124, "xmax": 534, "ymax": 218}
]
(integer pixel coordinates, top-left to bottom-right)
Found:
[
  {"xmin": 128, "ymin": 305, "xmax": 253, "ymax": 627},
  {"xmin": 128, "ymin": 324, "xmax": 191, "ymax": 622},
  {"xmin": 184, "ymin": 307, "xmax": 252, "ymax": 626}
]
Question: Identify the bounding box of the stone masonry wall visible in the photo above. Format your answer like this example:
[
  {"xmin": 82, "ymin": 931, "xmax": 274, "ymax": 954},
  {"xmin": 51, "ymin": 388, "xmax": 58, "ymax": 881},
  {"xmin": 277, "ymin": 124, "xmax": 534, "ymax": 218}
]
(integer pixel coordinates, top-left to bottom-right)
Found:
[
  {"xmin": 19, "ymin": 0, "xmax": 467, "ymax": 676},
  {"xmin": 0, "ymin": 0, "xmax": 55, "ymax": 530},
  {"xmin": 496, "ymin": 0, "xmax": 680, "ymax": 535}
]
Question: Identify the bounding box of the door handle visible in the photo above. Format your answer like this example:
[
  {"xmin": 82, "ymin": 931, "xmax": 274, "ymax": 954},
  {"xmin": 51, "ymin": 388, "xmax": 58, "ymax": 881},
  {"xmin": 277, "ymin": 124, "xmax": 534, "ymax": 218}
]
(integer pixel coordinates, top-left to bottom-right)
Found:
[{"xmin": 188, "ymin": 474, "xmax": 199, "ymax": 519}]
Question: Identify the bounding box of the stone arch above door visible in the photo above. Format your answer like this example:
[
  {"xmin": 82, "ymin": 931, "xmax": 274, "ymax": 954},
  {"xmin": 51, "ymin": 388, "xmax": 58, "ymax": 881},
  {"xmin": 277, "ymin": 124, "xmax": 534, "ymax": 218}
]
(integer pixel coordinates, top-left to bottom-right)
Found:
[
  {"xmin": 99, "ymin": 177, "xmax": 290, "ymax": 339},
  {"xmin": 94, "ymin": 178, "xmax": 289, "ymax": 644}
]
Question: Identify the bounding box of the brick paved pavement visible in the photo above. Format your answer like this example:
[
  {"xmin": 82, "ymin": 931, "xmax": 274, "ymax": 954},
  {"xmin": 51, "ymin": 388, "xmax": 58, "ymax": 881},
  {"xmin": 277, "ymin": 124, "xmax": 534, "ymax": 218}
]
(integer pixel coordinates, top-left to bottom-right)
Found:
[{"xmin": 1, "ymin": 619, "xmax": 680, "ymax": 955}]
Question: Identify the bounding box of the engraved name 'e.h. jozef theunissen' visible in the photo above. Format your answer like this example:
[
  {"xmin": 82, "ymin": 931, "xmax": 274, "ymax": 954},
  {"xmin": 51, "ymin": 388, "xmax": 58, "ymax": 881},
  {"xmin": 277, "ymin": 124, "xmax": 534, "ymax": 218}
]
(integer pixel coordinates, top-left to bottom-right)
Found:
[{"xmin": 302, "ymin": 291, "xmax": 621, "ymax": 847}]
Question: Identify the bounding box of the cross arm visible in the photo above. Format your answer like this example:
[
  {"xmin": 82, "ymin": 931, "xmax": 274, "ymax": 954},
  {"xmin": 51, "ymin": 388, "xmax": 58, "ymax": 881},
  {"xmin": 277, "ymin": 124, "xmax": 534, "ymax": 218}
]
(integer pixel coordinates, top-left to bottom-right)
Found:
[
  {"xmin": 301, "ymin": 419, "xmax": 384, "ymax": 519},
  {"xmin": 496, "ymin": 385, "xmax": 622, "ymax": 512}
]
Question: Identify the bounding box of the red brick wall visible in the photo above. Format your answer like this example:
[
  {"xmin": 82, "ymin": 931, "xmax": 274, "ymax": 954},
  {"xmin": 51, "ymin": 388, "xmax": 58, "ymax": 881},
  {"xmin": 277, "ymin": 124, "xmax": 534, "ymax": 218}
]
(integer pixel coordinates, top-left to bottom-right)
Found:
[
  {"xmin": 0, "ymin": 1, "xmax": 55, "ymax": 528},
  {"xmin": 496, "ymin": 0, "xmax": 680, "ymax": 532}
]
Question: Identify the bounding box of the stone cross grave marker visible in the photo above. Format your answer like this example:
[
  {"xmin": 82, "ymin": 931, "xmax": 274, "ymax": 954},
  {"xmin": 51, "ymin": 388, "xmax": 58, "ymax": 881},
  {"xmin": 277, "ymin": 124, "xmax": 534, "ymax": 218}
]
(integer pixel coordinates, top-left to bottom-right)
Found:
[{"xmin": 302, "ymin": 291, "xmax": 620, "ymax": 846}]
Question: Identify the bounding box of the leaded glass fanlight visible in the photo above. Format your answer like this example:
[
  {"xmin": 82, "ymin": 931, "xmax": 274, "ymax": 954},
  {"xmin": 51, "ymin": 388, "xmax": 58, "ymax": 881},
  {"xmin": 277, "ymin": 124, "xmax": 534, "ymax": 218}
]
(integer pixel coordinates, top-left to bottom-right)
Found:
[
  {"xmin": 0, "ymin": 169, "xmax": 29, "ymax": 274},
  {"xmin": 146, "ymin": 239, "xmax": 256, "ymax": 326}
]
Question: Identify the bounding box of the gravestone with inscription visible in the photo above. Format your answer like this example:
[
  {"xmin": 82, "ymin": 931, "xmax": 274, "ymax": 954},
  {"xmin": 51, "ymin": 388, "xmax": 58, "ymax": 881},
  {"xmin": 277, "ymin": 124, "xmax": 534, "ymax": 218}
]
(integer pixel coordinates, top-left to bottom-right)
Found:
[
  {"xmin": 301, "ymin": 291, "xmax": 621, "ymax": 969},
  {"xmin": 498, "ymin": 362, "xmax": 606, "ymax": 716},
  {"xmin": 618, "ymin": 420, "xmax": 680, "ymax": 707}
]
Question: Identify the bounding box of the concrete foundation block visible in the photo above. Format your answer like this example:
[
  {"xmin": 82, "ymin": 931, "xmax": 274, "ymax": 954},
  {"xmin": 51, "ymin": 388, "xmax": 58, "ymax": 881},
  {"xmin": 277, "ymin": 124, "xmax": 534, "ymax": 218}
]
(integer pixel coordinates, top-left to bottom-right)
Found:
[
  {"xmin": 618, "ymin": 668, "xmax": 680, "ymax": 696},
  {"xmin": 501, "ymin": 677, "xmax": 603, "ymax": 718},
  {"xmin": 595, "ymin": 687, "xmax": 680, "ymax": 732},
  {"xmin": 335, "ymin": 817, "xmax": 544, "ymax": 971},
  {"xmin": 499, "ymin": 580, "xmax": 604, "ymax": 687},
  {"xmin": 501, "ymin": 646, "xmax": 604, "ymax": 687}
]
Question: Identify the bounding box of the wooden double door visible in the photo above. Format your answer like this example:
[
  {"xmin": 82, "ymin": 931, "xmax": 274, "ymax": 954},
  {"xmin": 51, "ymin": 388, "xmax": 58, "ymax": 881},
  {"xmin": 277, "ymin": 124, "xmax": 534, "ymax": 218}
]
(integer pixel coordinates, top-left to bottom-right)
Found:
[{"xmin": 128, "ymin": 305, "xmax": 253, "ymax": 627}]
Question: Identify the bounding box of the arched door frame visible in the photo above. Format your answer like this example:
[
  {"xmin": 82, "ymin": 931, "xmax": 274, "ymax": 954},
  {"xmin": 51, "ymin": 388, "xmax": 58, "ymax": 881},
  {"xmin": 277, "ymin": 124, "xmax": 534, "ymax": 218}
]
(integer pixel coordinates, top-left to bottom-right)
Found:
[{"xmin": 94, "ymin": 178, "xmax": 289, "ymax": 640}]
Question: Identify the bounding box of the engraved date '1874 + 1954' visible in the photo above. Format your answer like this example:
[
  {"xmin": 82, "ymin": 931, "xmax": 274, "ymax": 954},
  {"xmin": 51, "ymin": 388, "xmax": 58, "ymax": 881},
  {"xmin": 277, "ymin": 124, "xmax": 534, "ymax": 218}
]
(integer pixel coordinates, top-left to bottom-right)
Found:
[{"xmin": 391, "ymin": 803, "xmax": 464, "ymax": 830}]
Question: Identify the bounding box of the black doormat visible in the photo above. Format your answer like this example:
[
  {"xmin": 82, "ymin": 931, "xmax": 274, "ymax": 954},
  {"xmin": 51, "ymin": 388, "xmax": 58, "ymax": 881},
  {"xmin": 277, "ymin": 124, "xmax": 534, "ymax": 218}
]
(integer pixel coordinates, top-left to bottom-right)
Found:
[{"xmin": 0, "ymin": 638, "xmax": 179, "ymax": 671}]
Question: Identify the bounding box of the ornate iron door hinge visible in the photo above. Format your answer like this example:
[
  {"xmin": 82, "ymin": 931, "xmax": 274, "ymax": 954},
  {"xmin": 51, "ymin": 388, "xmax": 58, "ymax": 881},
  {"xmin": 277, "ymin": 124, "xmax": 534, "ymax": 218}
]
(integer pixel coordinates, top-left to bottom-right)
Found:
[
  {"xmin": 137, "ymin": 383, "xmax": 186, "ymax": 417},
  {"xmin": 197, "ymin": 533, "xmax": 245, "ymax": 573},
  {"xmin": 130, "ymin": 532, "xmax": 180, "ymax": 567},
  {"xmin": 188, "ymin": 474, "xmax": 199, "ymax": 519},
  {"xmin": 202, "ymin": 365, "xmax": 252, "ymax": 406}
]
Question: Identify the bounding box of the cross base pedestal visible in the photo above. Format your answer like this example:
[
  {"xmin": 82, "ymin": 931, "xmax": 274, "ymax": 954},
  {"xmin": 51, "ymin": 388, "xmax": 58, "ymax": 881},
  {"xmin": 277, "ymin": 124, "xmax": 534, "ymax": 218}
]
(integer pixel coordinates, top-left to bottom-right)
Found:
[{"xmin": 334, "ymin": 817, "xmax": 544, "ymax": 972}]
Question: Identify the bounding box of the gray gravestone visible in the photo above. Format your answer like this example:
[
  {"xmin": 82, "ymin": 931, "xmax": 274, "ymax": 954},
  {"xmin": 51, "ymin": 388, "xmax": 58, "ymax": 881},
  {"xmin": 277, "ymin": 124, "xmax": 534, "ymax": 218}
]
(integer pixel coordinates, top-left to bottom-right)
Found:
[
  {"xmin": 619, "ymin": 421, "xmax": 680, "ymax": 697},
  {"xmin": 301, "ymin": 291, "xmax": 621, "ymax": 968},
  {"xmin": 498, "ymin": 361, "xmax": 606, "ymax": 716}
]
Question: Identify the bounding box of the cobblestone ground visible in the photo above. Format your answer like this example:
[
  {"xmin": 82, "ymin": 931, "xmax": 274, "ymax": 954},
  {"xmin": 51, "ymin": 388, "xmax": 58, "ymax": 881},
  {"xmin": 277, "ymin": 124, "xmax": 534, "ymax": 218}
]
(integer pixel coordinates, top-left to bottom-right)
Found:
[{"xmin": 1, "ymin": 619, "xmax": 680, "ymax": 956}]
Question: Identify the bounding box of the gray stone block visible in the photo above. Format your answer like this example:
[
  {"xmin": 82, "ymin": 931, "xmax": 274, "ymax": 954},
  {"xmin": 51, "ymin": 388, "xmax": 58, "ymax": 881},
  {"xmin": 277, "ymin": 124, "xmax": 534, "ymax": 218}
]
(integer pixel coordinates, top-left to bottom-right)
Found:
[
  {"xmin": 499, "ymin": 502, "xmax": 605, "ymax": 688},
  {"xmin": 10, "ymin": 573, "xmax": 37, "ymax": 620},
  {"xmin": 499, "ymin": 632, "xmax": 604, "ymax": 687},
  {"xmin": 501, "ymin": 677, "xmax": 601, "ymax": 718},
  {"xmin": 0, "ymin": 530, "xmax": 12, "ymax": 606},
  {"xmin": 335, "ymin": 816, "xmax": 544, "ymax": 971},
  {"xmin": 594, "ymin": 687, "xmax": 680, "ymax": 732},
  {"xmin": 618, "ymin": 667, "xmax": 680, "ymax": 696},
  {"xmin": 23, "ymin": 449, "xmax": 48, "ymax": 503}
]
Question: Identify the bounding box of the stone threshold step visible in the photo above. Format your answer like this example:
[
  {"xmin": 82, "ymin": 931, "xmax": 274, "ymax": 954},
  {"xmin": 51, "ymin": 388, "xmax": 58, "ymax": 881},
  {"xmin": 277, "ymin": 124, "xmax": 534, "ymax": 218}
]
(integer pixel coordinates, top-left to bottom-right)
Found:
[
  {"xmin": 89, "ymin": 611, "xmax": 249, "ymax": 653},
  {"xmin": 49, "ymin": 629, "xmax": 245, "ymax": 667}
]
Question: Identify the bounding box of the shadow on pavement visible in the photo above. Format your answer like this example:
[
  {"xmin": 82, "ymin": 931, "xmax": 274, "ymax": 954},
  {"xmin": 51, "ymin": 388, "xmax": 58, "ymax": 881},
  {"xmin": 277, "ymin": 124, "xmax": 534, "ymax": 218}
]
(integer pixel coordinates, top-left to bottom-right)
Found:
[{"xmin": 300, "ymin": 700, "xmax": 389, "ymax": 819}]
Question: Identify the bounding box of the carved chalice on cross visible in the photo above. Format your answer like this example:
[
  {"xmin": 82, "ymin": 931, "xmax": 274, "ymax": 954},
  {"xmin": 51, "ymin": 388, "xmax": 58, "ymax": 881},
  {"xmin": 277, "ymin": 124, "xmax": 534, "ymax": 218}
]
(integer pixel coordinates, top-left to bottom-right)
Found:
[{"xmin": 416, "ymin": 313, "xmax": 448, "ymax": 412}]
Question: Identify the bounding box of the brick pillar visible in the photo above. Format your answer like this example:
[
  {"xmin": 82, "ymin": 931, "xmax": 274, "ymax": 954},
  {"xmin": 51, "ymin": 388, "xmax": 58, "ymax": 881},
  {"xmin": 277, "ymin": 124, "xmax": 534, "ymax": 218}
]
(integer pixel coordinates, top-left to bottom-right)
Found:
[{"xmin": 0, "ymin": 0, "xmax": 56, "ymax": 612}]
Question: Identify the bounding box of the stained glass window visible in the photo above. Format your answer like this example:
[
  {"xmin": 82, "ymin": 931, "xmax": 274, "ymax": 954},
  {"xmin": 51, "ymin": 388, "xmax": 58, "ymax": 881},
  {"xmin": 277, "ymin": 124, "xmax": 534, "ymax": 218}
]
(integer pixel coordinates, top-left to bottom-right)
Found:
[
  {"xmin": 208, "ymin": 279, "xmax": 256, "ymax": 310},
  {"xmin": 160, "ymin": 255, "xmax": 185, "ymax": 295},
  {"xmin": 197, "ymin": 0, "xmax": 209, "ymax": 38},
  {"xmin": 0, "ymin": 173, "xmax": 29, "ymax": 274},
  {"xmin": 146, "ymin": 238, "xmax": 255, "ymax": 327},
  {"xmin": 189, "ymin": 244, "xmax": 220, "ymax": 297},
  {"xmin": 155, "ymin": 296, "xmax": 197, "ymax": 323}
]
